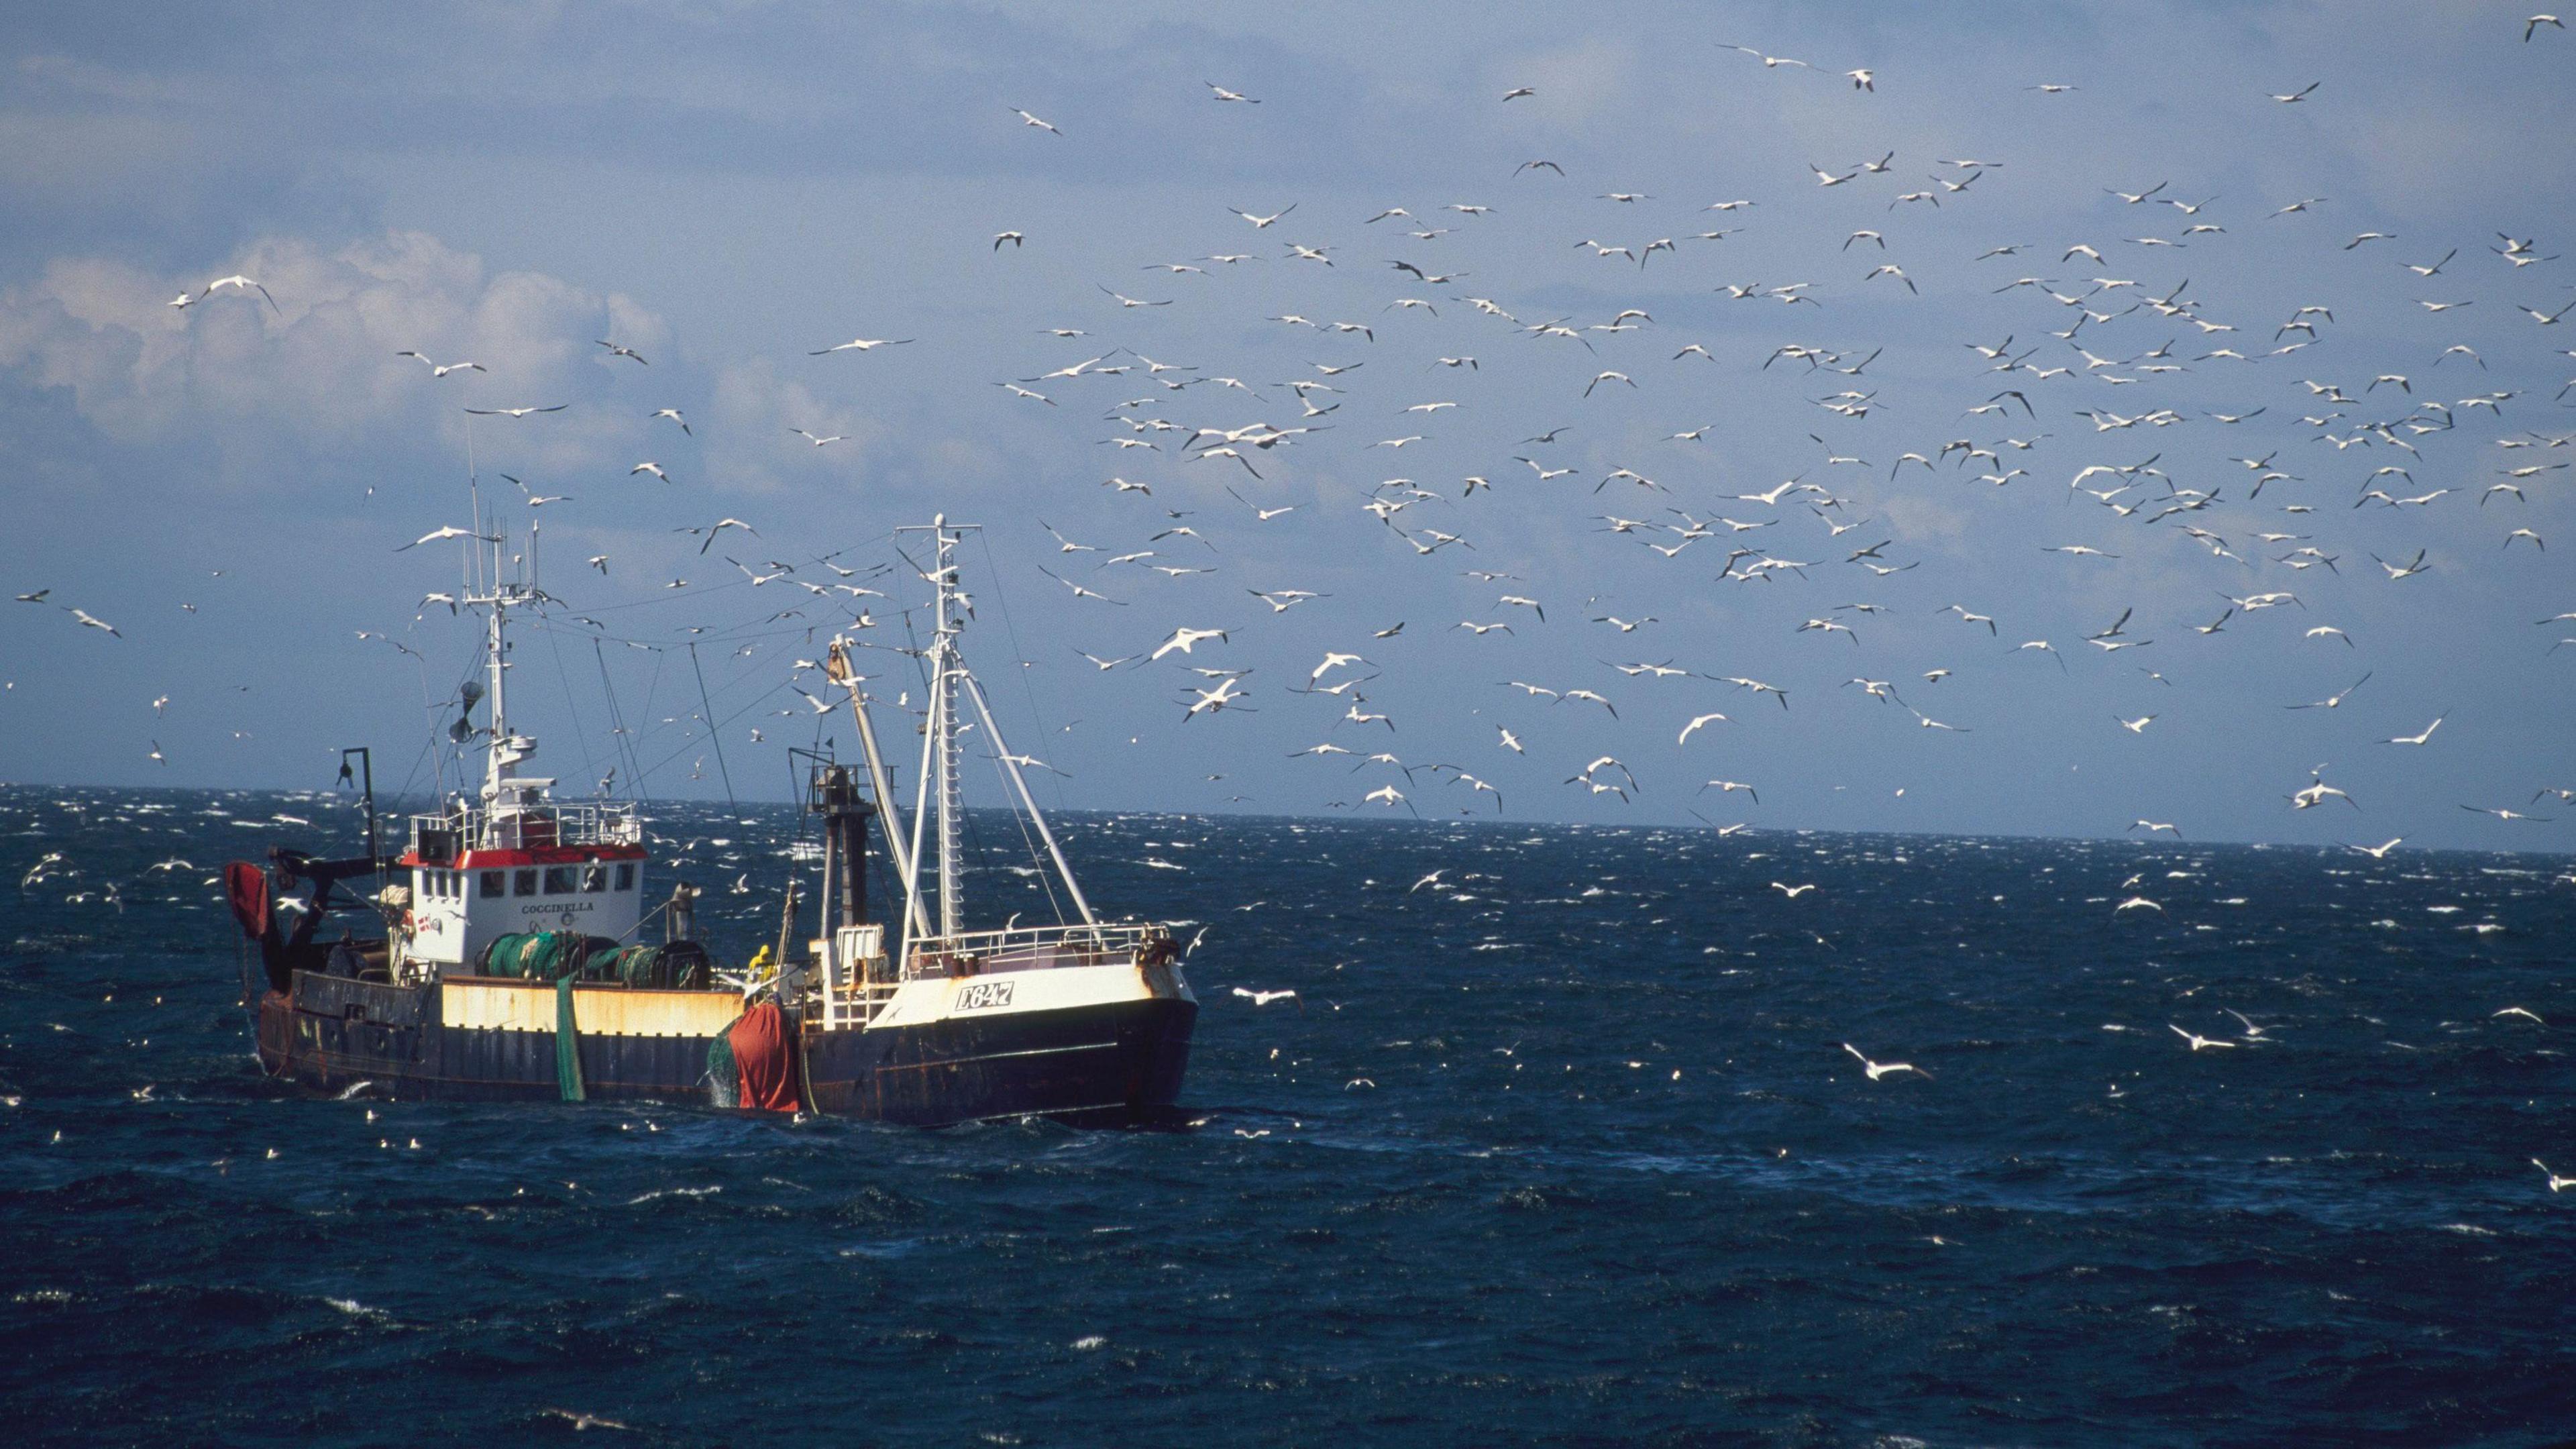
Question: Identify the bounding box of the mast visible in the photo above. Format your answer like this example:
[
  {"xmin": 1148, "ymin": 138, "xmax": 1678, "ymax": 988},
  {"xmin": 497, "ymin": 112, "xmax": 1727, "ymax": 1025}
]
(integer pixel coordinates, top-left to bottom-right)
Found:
[
  {"xmin": 481, "ymin": 557, "xmax": 510, "ymax": 804},
  {"xmin": 932, "ymin": 521, "xmax": 965, "ymax": 938},
  {"xmin": 900, "ymin": 673, "xmax": 937, "ymax": 956},
  {"xmin": 897, "ymin": 517, "xmax": 976, "ymax": 941},
  {"xmin": 883, "ymin": 516, "xmax": 1102, "ymax": 952},
  {"xmin": 463, "ymin": 511, "xmax": 541, "ymax": 814}
]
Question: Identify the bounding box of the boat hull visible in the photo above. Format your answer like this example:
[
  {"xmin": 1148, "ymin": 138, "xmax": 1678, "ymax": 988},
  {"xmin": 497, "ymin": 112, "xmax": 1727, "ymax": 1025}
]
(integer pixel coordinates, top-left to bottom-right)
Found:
[
  {"xmin": 251, "ymin": 970, "xmax": 1197, "ymax": 1126},
  {"xmin": 254, "ymin": 972, "xmax": 722, "ymax": 1104},
  {"xmin": 801, "ymin": 996, "xmax": 1197, "ymax": 1126}
]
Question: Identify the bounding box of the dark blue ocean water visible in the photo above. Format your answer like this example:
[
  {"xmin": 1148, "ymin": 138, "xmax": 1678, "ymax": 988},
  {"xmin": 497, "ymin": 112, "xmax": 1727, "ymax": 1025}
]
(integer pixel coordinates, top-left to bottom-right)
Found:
[{"xmin": 3, "ymin": 784, "xmax": 2572, "ymax": 1447}]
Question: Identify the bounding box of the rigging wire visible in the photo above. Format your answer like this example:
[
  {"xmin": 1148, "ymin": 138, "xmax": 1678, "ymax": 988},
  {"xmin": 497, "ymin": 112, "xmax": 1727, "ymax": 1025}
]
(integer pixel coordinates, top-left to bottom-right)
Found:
[
  {"xmin": 388, "ymin": 732, "xmax": 439, "ymax": 822},
  {"xmin": 633, "ymin": 633, "xmax": 800, "ymax": 760},
  {"xmin": 985, "ymin": 742, "xmax": 1068, "ymax": 926},
  {"xmin": 974, "ymin": 529, "xmax": 1075, "ymax": 820},
  {"xmin": 380, "ymin": 635, "xmax": 444, "ymax": 808},
  {"xmin": 521, "ymin": 613, "xmax": 839, "ymax": 653},
  {"xmin": 541, "ymin": 614, "xmax": 598, "ymax": 788},
  {"xmin": 590, "ymin": 637, "xmax": 647, "ymax": 805},
  {"xmin": 635, "ymin": 675, "xmax": 796, "ymax": 788},
  {"xmin": 635, "ymin": 647, "xmax": 669, "ymax": 788},
  {"xmin": 971, "ymin": 531, "xmax": 1077, "ymax": 922},
  {"xmin": 686, "ymin": 642, "xmax": 738, "ymax": 809}
]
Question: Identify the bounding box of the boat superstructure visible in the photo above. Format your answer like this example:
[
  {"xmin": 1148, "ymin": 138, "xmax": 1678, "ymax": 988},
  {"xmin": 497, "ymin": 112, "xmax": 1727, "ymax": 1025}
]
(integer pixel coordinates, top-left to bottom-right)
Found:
[{"xmin": 395, "ymin": 538, "xmax": 650, "ymax": 976}]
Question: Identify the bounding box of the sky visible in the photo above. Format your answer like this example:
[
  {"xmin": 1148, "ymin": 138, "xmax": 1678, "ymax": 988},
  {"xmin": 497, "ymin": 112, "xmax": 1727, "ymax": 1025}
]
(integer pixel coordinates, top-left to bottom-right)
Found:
[{"xmin": 1, "ymin": 1, "xmax": 2571, "ymax": 851}]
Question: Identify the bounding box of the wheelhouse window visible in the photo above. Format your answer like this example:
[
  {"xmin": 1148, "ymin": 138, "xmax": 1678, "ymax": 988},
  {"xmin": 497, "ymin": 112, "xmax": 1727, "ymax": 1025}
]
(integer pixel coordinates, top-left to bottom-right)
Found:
[
  {"xmin": 582, "ymin": 865, "xmax": 607, "ymax": 894},
  {"xmin": 513, "ymin": 869, "xmax": 538, "ymax": 897},
  {"xmin": 614, "ymin": 863, "xmax": 636, "ymax": 892},
  {"xmin": 543, "ymin": 866, "xmax": 577, "ymax": 895},
  {"xmin": 480, "ymin": 871, "xmax": 504, "ymax": 899}
]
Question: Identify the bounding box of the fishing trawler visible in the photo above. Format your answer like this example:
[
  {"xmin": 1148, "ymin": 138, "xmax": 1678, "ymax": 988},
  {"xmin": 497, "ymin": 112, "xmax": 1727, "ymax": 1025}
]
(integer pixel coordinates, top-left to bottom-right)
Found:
[
  {"xmin": 787, "ymin": 520, "xmax": 1196, "ymax": 1122},
  {"xmin": 225, "ymin": 515, "xmax": 1196, "ymax": 1125}
]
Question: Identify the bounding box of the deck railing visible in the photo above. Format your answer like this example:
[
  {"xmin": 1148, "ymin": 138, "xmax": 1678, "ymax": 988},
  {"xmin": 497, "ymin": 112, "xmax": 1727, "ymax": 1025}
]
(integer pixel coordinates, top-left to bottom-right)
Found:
[
  {"xmin": 904, "ymin": 921, "xmax": 1161, "ymax": 977},
  {"xmin": 812, "ymin": 921, "xmax": 1168, "ymax": 1031},
  {"xmin": 816, "ymin": 973, "xmax": 901, "ymax": 1031},
  {"xmin": 408, "ymin": 801, "xmax": 643, "ymax": 857}
]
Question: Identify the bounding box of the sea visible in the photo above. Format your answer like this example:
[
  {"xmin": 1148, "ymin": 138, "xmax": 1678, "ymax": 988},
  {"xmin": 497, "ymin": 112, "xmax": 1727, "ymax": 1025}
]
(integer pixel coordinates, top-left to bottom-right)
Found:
[{"xmin": 3, "ymin": 784, "xmax": 2571, "ymax": 1448}]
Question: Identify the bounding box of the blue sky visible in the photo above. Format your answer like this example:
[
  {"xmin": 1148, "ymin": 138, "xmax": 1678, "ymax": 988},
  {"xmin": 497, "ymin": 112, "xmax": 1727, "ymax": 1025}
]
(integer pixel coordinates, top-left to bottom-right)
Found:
[{"xmin": 1, "ymin": 1, "xmax": 2571, "ymax": 850}]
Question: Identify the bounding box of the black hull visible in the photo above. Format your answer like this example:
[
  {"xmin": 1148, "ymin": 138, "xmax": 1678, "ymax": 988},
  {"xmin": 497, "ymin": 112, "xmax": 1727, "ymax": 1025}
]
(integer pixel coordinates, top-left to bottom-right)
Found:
[
  {"xmin": 252, "ymin": 972, "xmax": 1196, "ymax": 1126},
  {"xmin": 802, "ymin": 998, "xmax": 1197, "ymax": 1126}
]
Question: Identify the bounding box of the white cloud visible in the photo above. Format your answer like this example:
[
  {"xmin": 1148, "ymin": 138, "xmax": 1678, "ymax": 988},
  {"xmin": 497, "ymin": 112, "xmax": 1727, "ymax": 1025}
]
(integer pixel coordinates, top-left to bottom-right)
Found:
[
  {"xmin": 0, "ymin": 229, "xmax": 660, "ymax": 478},
  {"xmin": 1486, "ymin": 37, "xmax": 1638, "ymax": 129},
  {"xmin": 702, "ymin": 356, "xmax": 892, "ymax": 496}
]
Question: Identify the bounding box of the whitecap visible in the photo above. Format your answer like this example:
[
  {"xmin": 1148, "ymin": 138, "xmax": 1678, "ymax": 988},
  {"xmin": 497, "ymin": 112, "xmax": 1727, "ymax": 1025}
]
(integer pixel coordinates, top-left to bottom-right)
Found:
[{"xmin": 626, "ymin": 1185, "xmax": 722, "ymax": 1206}]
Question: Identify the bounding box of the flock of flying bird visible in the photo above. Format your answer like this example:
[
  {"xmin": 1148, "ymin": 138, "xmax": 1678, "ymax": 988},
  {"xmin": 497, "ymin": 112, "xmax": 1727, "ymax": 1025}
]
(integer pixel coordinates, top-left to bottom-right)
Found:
[
  {"xmin": 902, "ymin": 32, "xmax": 2576, "ymax": 855},
  {"xmin": 33, "ymin": 21, "xmax": 2575, "ymax": 839},
  {"xmin": 34, "ymin": 19, "xmax": 2569, "ymax": 860}
]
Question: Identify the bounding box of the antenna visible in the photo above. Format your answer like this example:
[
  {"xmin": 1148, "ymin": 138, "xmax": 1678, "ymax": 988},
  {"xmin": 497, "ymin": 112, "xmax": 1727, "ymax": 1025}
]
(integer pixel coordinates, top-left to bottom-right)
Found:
[{"xmin": 464, "ymin": 410, "xmax": 484, "ymax": 599}]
